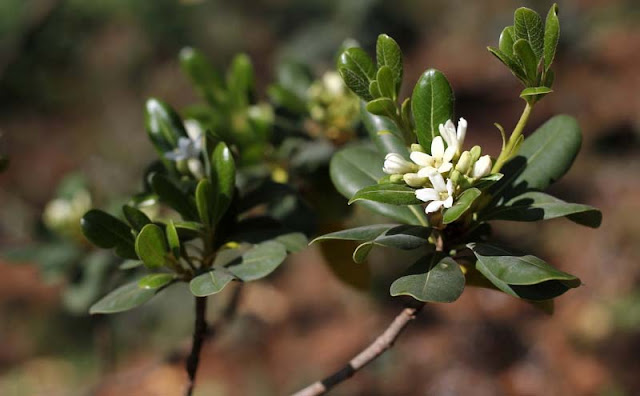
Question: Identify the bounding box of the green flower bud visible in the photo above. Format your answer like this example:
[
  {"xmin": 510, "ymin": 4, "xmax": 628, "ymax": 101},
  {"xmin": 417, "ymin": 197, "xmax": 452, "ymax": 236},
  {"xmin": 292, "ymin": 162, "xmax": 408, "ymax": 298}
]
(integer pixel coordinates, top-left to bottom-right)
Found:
[
  {"xmin": 470, "ymin": 145, "xmax": 482, "ymax": 162},
  {"xmin": 455, "ymin": 151, "xmax": 472, "ymax": 174},
  {"xmin": 390, "ymin": 174, "xmax": 404, "ymax": 183},
  {"xmin": 450, "ymin": 170, "xmax": 462, "ymax": 185},
  {"xmin": 410, "ymin": 144, "xmax": 425, "ymax": 153}
]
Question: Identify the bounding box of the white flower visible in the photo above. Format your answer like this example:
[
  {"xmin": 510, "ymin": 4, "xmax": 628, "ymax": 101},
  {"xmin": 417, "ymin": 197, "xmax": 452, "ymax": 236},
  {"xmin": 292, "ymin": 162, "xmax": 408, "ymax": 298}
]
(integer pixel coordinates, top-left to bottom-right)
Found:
[
  {"xmin": 411, "ymin": 136, "xmax": 455, "ymax": 176},
  {"xmin": 165, "ymin": 136, "xmax": 203, "ymax": 161},
  {"xmin": 184, "ymin": 119, "xmax": 204, "ymax": 141},
  {"xmin": 383, "ymin": 153, "xmax": 417, "ymax": 175},
  {"xmin": 471, "ymin": 155, "xmax": 492, "ymax": 178},
  {"xmin": 415, "ymin": 172, "xmax": 455, "ymax": 214},
  {"xmin": 323, "ymin": 71, "xmax": 345, "ymax": 96},
  {"xmin": 439, "ymin": 118, "xmax": 467, "ymax": 155}
]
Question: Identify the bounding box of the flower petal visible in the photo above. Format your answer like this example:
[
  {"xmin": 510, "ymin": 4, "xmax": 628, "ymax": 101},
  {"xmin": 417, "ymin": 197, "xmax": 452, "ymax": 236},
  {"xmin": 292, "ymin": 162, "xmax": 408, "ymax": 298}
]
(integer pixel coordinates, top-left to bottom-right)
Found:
[
  {"xmin": 416, "ymin": 188, "xmax": 439, "ymax": 202},
  {"xmin": 425, "ymin": 200, "xmax": 444, "ymax": 213},
  {"xmin": 457, "ymin": 117, "xmax": 467, "ymax": 145},
  {"xmin": 417, "ymin": 166, "xmax": 438, "ymax": 178},
  {"xmin": 438, "ymin": 162, "xmax": 453, "ymax": 173},
  {"xmin": 428, "ymin": 172, "xmax": 447, "ymax": 192},
  {"xmin": 431, "ymin": 136, "xmax": 445, "ymax": 158},
  {"xmin": 446, "ymin": 178, "xmax": 454, "ymax": 195},
  {"xmin": 443, "ymin": 145, "xmax": 456, "ymax": 163},
  {"xmin": 410, "ymin": 152, "xmax": 434, "ymax": 167},
  {"xmin": 443, "ymin": 196, "xmax": 454, "ymax": 208}
]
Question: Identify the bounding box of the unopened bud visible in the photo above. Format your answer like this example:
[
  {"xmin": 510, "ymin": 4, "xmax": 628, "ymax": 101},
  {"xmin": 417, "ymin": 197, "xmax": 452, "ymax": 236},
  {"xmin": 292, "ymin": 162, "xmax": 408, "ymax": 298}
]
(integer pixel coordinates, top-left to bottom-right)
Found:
[
  {"xmin": 471, "ymin": 155, "xmax": 492, "ymax": 178},
  {"xmin": 470, "ymin": 145, "xmax": 482, "ymax": 162},
  {"xmin": 455, "ymin": 151, "xmax": 472, "ymax": 174},
  {"xmin": 403, "ymin": 173, "xmax": 427, "ymax": 187},
  {"xmin": 410, "ymin": 144, "xmax": 425, "ymax": 153},
  {"xmin": 449, "ymin": 170, "xmax": 462, "ymax": 185},
  {"xmin": 390, "ymin": 174, "xmax": 404, "ymax": 183}
]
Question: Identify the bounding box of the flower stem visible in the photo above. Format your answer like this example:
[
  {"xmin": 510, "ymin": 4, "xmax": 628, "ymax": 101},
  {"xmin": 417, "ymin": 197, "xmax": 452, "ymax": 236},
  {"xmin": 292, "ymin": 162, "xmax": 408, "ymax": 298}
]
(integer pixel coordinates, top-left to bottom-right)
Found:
[{"xmin": 491, "ymin": 102, "xmax": 533, "ymax": 173}]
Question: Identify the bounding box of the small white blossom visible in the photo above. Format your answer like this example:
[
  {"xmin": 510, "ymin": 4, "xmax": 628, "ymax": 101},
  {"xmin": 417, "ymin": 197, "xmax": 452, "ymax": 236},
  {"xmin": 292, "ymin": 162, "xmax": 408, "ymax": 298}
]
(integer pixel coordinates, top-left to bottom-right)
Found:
[
  {"xmin": 165, "ymin": 136, "xmax": 203, "ymax": 161},
  {"xmin": 184, "ymin": 119, "xmax": 204, "ymax": 141},
  {"xmin": 415, "ymin": 172, "xmax": 455, "ymax": 214},
  {"xmin": 411, "ymin": 136, "xmax": 455, "ymax": 176},
  {"xmin": 471, "ymin": 155, "xmax": 492, "ymax": 178},
  {"xmin": 439, "ymin": 118, "xmax": 467, "ymax": 155},
  {"xmin": 383, "ymin": 153, "xmax": 417, "ymax": 175}
]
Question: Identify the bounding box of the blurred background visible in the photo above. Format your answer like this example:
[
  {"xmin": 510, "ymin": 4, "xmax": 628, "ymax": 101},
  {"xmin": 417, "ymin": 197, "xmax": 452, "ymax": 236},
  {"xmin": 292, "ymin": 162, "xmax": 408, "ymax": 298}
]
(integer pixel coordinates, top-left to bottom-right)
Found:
[{"xmin": 0, "ymin": 0, "xmax": 639, "ymax": 395}]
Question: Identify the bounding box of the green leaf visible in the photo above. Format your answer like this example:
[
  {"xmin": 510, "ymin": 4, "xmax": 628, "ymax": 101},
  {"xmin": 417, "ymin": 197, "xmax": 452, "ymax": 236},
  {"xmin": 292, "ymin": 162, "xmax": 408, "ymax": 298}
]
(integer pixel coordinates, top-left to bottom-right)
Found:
[
  {"xmin": 514, "ymin": 7, "xmax": 545, "ymax": 60},
  {"xmin": 353, "ymin": 243, "xmax": 374, "ymax": 263},
  {"xmin": 472, "ymin": 173, "xmax": 503, "ymax": 190},
  {"xmin": 330, "ymin": 144, "xmax": 427, "ymax": 225},
  {"xmin": 513, "ymin": 39, "xmax": 538, "ymax": 85},
  {"xmin": 138, "ymin": 273, "xmax": 175, "ymax": 290},
  {"xmin": 211, "ymin": 142, "xmax": 236, "ymax": 223},
  {"xmin": 443, "ymin": 188, "xmax": 481, "ymax": 224},
  {"xmin": 470, "ymin": 243, "xmax": 580, "ymax": 301},
  {"xmin": 135, "ymin": 224, "xmax": 169, "ymax": 269},
  {"xmin": 483, "ymin": 191, "xmax": 601, "ymax": 228},
  {"xmin": 492, "ymin": 115, "xmax": 582, "ymax": 201},
  {"xmin": 487, "ymin": 47, "xmax": 527, "ymax": 84},
  {"xmin": 226, "ymin": 53, "xmax": 254, "ymax": 106},
  {"xmin": 390, "ymin": 255, "xmax": 465, "ymax": 303},
  {"xmin": 190, "ymin": 268, "xmax": 235, "ymax": 296},
  {"xmin": 150, "ymin": 173, "xmax": 198, "ymax": 220},
  {"xmin": 499, "ymin": 26, "xmax": 516, "ymax": 57},
  {"xmin": 311, "ymin": 224, "xmax": 397, "ymax": 244},
  {"xmin": 361, "ymin": 101, "xmax": 409, "ymax": 156},
  {"xmin": 195, "ymin": 178, "xmax": 213, "ymax": 226},
  {"xmin": 544, "ymin": 4, "xmax": 560, "ymax": 70},
  {"xmin": 337, "ymin": 47, "xmax": 376, "ymax": 101},
  {"xmin": 144, "ymin": 98, "xmax": 188, "ymax": 158},
  {"xmin": 411, "ymin": 69, "xmax": 454, "ymax": 149},
  {"xmin": 376, "ymin": 34, "xmax": 403, "ymax": 90},
  {"xmin": 274, "ymin": 232, "xmax": 308, "ymax": 253},
  {"xmin": 376, "ymin": 66, "xmax": 396, "ymax": 100},
  {"xmin": 366, "ymin": 97, "xmax": 396, "ymax": 118},
  {"xmin": 122, "ymin": 205, "xmax": 151, "ymax": 232},
  {"xmin": 520, "ymin": 86, "xmax": 553, "ymax": 98},
  {"xmin": 349, "ymin": 183, "xmax": 422, "ymax": 206},
  {"xmin": 227, "ymin": 241, "xmax": 288, "ymax": 281},
  {"xmin": 369, "ymin": 80, "xmax": 381, "ymax": 98},
  {"xmin": 351, "ymin": 225, "xmax": 432, "ymax": 263},
  {"xmin": 166, "ymin": 220, "xmax": 181, "ymax": 258},
  {"xmin": 81, "ymin": 209, "xmax": 137, "ymax": 259},
  {"xmin": 89, "ymin": 282, "xmax": 157, "ymax": 314},
  {"xmin": 173, "ymin": 221, "xmax": 204, "ymax": 238},
  {"xmin": 119, "ymin": 260, "xmax": 143, "ymax": 270},
  {"xmin": 179, "ymin": 47, "xmax": 224, "ymax": 105}
]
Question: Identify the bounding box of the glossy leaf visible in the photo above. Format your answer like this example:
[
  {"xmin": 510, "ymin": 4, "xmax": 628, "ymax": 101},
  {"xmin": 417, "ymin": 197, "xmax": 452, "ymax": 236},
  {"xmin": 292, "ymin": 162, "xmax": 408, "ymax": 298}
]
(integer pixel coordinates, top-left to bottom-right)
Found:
[
  {"xmin": 487, "ymin": 47, "xmax": 527, "ymax": 84},
  {"xmin": 312, "ymin": 224, "xmax": 397, "ymax": 244},
  {"xmin": 376, "ymin": 34, "xmax": 403, "ymax": 90},
  {"xmin": 190, "ymin": 268, "xmax": 235, "ymax": 296},
  {"xmin": 81, "ymin": 209, "xmax": 137, "ymax": 259},
  {"xmin": 484, "ymin": 191, "xmax": 601, "ymax": 228},
  {"xmin": 390, "ymin": 256, "xmax": 465, "ymax": 303},
  {"xmin": 472, "ymin": 173, "xmax": 503, "ymax": 191},
  {"xmin": 499, "ymin": 26, "xmax": 516, "ymax": 57},
  {"xmin": 514, "ymin": 7, "xmax": 544, "ymax": 60},
  {"xmin": 195, "ymin": 178, "xmax": 213, "ymax": 226},
  {"xmin": 443, "ymin": 188, "xmax": 481, "ymax": 224},
  {"xmin": 226, "ymin": 53, "xmax": 254, "ymax": 105},
  {"xmin": 122, "ymin": 205, "xmax": 151, "ymax": 232},
  {"xmin": 520, "ymin": 86, "xmax": 553, "ymax": 98},
  {"xmin": 361, "ymin": 101, "xmax": 409, "ymax": 156},
  {"xmin": 349, "ymin": 183, "xmax": 422, "ymax": 206},
  {"xmin": 470, "ymin": 243, "xmax": 580, "ymax": 301},
  {"xmin": 376, "ymin": 66, "xmax": 396, "ymax": 100},
  {"xmin": 369, "ymin": 80, "xmax": 381, "ymax": 98},
  {"xmin": 513, "ymin": 39, "xmax": 538, "ymax": 84},
  {"xmin": 227, "ymin": 241, "xmax": 287, "ymax": 281},
  {"xmin": 144, "ymin": 98, "xmax": 188, "ymax": 155},
  {"xmin": 150, "ymin": 173, "xmax": 198, "ymax": 220},
  {"xmin": 138, "ymin": 273, "xmax": 175, "ymax": 290},
  {"xmin": 211, "ymin": 142, "xmax": 236, "ymax": 223},
  {"xmin": 492, "ymin": 115, "xmax": 582, "ymax": 201},
  {"xmin": 544, "ymin": 4, "xmax": 560, "ymax": 70},
  {"xmin": 135, "ymin": 224, "xmax": 169, "ymax": 269},
  {"xmin": 89, "ymin": 282, "xmax": 157, "ymax": 314},
  {"xmin": 174, "ymin": 221, "xmax": 204, "ymax": 238},
  {"xmin": 330, "ymin": 144, "xmax": 427, "ymax": 225},
  {"xmin": 337, "ymin": 47, "xmax": 376, "ymax": 101},
  {"xmin": 366, "ymin": 97, "xmax": 396, "ymax": 118},
  {"xmin": 166, "ymin": 220, "xmax": 181, "ymax": 258},
  {"xmin": 179, "ymin": 47, "xmax": 224, "ymax": 105},
  {"xmin": 275, "ymin": 232, "xmax": 308, "ymax": 253},
  {"xmin": 411, "ymin": 69, "xmax": 454, "ymax": 149},
  {"xmin": 351, "ymin": 225, "xmax": 431, "ymax": 263},
  {"xmin": 352, "ymin": 243, "xmax": 374, "ymax": 263}
]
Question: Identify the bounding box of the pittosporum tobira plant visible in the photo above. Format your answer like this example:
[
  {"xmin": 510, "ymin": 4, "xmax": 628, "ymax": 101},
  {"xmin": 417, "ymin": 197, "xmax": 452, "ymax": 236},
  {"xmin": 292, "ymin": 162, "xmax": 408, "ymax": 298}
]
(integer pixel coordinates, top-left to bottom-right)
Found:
[
  {"xmin": 80, "ymin": 98, "xmax": 307, "ymax": 395},
  {"xmin": 294, "ymin": 5, "xmax": 602, "ymax": 395}
]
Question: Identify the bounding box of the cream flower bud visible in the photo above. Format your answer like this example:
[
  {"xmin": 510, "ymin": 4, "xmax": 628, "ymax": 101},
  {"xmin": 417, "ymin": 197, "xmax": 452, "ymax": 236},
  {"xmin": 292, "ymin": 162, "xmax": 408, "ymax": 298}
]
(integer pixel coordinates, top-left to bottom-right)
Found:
[
  {"xmin": 470, "ymin": 145, "xmax": 482, "ymax": 162},
  {"xmin": 472, "ymin": 155, "xmax": 492, "ymax": 178},
  {"xmin": 455, "ymin": 151, "xmax": 472, "ymax": 174},
  {"xmin": 403, "ymin": 173, "xmax": 428, "ymax": 187},
  {"xmin": 383, "ymin": 153, "xmax": 416, "ymax": 175},
  {"xmin": 390, "ymin": 174, "xmax": 404, "ymax": 183},
  {"xmin": 410, "ymin": 144, "xmax": 425, "ymax": 153}
]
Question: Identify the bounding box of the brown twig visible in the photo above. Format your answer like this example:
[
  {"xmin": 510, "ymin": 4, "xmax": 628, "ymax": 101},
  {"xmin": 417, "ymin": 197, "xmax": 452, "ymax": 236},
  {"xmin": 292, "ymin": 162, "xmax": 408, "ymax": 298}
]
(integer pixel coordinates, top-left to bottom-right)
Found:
[
  {"xmin": 185, "ymin": 296, "xmax": 208, "ymax": 396},
  {"xmin": 291, "ymin": 300, "xmax": 425, "ymax": 396}
]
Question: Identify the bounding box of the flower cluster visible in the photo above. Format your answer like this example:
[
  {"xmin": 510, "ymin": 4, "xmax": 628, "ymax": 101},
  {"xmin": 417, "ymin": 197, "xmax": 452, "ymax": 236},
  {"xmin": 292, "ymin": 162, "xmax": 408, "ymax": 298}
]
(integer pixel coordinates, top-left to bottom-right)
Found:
[{"xmin": 383, "ymin": 118, "xmax": 493, "ymax": 214}]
